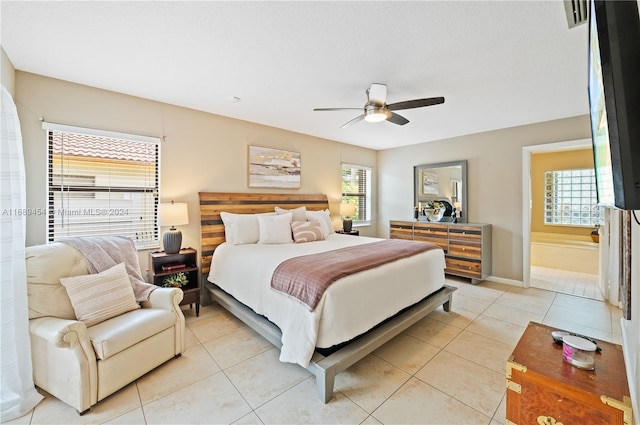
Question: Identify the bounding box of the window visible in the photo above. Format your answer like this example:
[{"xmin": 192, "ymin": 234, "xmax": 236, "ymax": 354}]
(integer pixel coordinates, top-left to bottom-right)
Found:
[
  {"xmin": 544, "ymin": 168, "xmax": 600, "ymax": 226},
  {"xmin": 341, "ymin": 164, "xmax": 371, "ymax": 223},
  {"xmin": 45, "ymin": 123, "xmax": 160, "ymax": 249}
]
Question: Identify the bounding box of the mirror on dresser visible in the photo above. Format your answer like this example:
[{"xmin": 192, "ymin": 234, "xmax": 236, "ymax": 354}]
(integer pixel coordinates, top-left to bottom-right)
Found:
[{"xmin": 414, "ymin": 160, "xmax": 467, "ymax": 223}]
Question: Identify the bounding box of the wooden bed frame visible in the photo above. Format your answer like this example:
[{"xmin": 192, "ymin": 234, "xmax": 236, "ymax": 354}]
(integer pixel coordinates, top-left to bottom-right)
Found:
[{"xmin": 198, "ymin": 192, "xmax": 456, "ymax": 403}]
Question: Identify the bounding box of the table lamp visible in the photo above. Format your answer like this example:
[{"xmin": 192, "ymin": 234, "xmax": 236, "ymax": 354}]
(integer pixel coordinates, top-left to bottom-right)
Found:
[
  {"xmin": 158, "ymin": 201, "xmax": 189, "ymax": 254},
  {"xmin": 339, "ymin": 202, "xmax": 356, "ymax": 233}
]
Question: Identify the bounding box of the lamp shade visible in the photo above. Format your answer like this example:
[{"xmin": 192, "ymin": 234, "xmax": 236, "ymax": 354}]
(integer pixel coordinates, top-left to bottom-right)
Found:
[
  {"xmin": 339, "ymin": 202, "xmax": 356, "ymax": 217},
  {"xmin": 158, "ymin": 202, "xmax": 188, "ymax": 254},
  {"xmin": 158, "ymin": 202, "xmax": 189, "ymax": 227}
]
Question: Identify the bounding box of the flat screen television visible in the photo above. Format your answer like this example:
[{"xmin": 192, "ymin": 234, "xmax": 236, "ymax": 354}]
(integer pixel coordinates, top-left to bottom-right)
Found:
[{"xmin": 588, "ymin": 0, "xmax": 640, "ymax": 210}]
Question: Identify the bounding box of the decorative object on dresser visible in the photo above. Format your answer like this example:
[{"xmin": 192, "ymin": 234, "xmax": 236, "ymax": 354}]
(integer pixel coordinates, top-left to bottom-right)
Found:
[
  {"xmin": 390, "ymin": 220, "xmax": 491, "ymax": 284},
  {"xmin": 506, "ymin": 322, "xmax": 632, "ymax": 425},
  {"xmin": 158, "ymin": 201, "xmax": 189, "ymax": 254},
  {"xmin": 149, "ymin": 248, "xmax": 200, "ymax": 316},
  {"xmin": 339, "ymin": 201, "xmax": 356, "ymax": 232}
]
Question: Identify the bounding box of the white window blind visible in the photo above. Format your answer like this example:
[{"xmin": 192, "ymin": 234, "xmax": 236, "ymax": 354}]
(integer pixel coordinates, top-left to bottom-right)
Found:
[
  {"xmin": 341, "ymin": 164, "xmax": 371, "ymax": 222},
  {"xmin": 544, "ymin": 168, "xmax": 600, "ymax": 226},
  {"xmin": 45, "ymin": 123, "xmax": 160, "ymax": 249}
]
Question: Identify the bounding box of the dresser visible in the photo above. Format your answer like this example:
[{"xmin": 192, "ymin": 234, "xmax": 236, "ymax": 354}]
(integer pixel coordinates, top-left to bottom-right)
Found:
[
  {"xmin": 506, "ymin": 322, "xmax": 632, "ymax": 425},
  {"xmin": 390, "ymin": 220, "xmax": 491, "ymax": 284}
]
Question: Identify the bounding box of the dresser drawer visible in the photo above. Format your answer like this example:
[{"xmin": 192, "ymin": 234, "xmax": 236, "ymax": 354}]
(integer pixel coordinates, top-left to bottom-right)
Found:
[
  {"xmin": 413, "ymin": 222, "xmax": 448, "ymax": 239},
  {"xmin": 445, "ymin": 257, "xmax": 482, "ymax": 278},
  {"xmin": 449, "ymin": 226, "xmax": 482, "ymax": 242},
  {"xmin": 390, "ymin": 221, "xmax": 413, "ymax": 240},
  {"xmin": 448, "ymin": 240, "xmax": 481, "ymax": 259}
]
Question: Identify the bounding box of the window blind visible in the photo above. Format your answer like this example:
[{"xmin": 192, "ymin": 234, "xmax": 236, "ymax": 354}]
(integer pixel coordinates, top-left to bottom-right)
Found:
[
  {"xmin": 45, "ymin": 124, "xmax": 160, "ymax": 249},
  {"xmin": 341, "ymin": 164, "xmax": 371, "ymax": 222}
]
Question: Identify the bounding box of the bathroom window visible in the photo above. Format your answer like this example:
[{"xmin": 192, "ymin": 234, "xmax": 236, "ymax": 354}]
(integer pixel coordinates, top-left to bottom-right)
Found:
[{"xmin": 544, "ymin": 169, "xmax": 599, "ymax": 226}]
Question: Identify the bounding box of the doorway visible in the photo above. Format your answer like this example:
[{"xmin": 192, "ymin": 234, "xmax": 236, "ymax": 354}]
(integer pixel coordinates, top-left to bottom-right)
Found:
[{"xmin": 522, "ymin": 139, "xmax": 605, "ymax": 301}]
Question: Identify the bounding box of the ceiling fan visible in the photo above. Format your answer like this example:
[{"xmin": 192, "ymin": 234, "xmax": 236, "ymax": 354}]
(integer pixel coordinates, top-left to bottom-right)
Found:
[{"xmin": 313, "ymin": 83, "xmax": 444, "ymax": 128}]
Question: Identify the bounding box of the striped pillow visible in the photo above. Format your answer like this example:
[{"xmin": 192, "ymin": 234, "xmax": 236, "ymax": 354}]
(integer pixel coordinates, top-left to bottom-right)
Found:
[
  {"xmin": 60, "ymin": 262, "xmax": 140, "ymax": 327},
  {"xmin": 291, "ymin": 221, "xmax": 325, "ymax": 243}
]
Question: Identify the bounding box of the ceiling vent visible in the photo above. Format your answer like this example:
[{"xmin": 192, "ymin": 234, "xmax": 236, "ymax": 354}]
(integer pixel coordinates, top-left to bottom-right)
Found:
[{"xmin": 564, "ymin": 0, "xmax": 589, "ymax": 28}]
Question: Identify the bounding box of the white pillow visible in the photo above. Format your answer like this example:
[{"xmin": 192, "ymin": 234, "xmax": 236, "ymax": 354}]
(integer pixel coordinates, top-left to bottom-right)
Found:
[
  {"xmin": 258, "ymin": 213, "xmax": 293, "ymax": 244},
  {"xmin": 59, "ymin": 262, "xmax": 140, "ymax": 327},
  {"xmin": 275, "ymin": 206, "xmax": 307, "ymax": 222},
  {"xmin": 220, "ymin": 211, "xmax": 275, "ymax": 245},
  {"xmin": 306, "ymin": 209, "xmax": 334, "ymax": 237}
]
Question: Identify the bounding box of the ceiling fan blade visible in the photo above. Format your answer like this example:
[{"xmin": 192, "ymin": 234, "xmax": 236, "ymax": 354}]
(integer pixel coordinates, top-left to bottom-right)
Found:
[
  {"xmin": 387, "ymin": 112, "xmax": 409, "ymax": 126},
  {"xmin": 387, "ymin": 96, "xmax": 445, "ymax": 111},
  {"xmin": 367, "ymin": 83, "xmax": 387, "ymax": 106},
  {"xmin": 340, "ymin": 114, "xmax": 365, "ymax": 128},
  {"xmin": 313, "ymin": 107, "xmax": 362, "ymax": 111}
]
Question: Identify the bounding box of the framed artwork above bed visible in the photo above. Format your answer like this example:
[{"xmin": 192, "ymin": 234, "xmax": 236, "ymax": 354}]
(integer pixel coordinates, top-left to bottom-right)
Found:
[{"xmin": 248, "ymin": 145, "xmax": 301, "ymax": 188}]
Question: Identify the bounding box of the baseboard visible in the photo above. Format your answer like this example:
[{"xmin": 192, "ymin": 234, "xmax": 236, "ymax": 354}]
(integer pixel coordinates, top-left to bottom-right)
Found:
[{"xmin": 485, "ymin": 275, "xmax": 524, "ymax": 287}]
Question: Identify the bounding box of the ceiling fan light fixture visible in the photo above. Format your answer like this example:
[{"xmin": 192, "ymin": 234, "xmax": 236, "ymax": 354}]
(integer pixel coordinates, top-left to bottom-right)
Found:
[
  {"xmin": 314, "ymin": 83, "xmax": 444, "ymax": 128},
  {"xmin": 364, "ymin": 106, "xmax": 389, "ymax": 123}
]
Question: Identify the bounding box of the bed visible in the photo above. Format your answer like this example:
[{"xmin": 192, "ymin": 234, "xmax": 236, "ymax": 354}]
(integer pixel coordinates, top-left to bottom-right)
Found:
[{"xmin": 199, "ymin": 192, "xmax": 456, "ymax": 403}]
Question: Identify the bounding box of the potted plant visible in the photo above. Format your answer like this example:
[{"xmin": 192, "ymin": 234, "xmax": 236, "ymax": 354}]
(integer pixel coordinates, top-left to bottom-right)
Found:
[{"xmin": 162, "ymin": 272, "xmax": 188, "ymax": 288}]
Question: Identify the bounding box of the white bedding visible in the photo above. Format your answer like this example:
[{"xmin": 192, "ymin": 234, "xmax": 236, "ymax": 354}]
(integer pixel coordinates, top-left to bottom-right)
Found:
[{"xmin": 208, "ymin": 234, "xmax": 446, "ymax": 367}]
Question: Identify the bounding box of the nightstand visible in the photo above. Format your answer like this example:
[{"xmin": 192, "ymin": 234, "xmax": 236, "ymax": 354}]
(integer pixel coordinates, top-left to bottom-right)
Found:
[
  {"xmin": 337, "ymin": 229, "xmax": 359, "ymax": 236},
  {"xmin": 148, "ymin": 248, "xmax": 200, "ymax": 317}
]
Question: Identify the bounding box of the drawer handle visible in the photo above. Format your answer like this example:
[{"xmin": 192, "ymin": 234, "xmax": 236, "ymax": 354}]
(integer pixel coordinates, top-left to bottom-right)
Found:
[{"xmin": 537, "ymin": 416, "xmax": 563, "ymax": 425}]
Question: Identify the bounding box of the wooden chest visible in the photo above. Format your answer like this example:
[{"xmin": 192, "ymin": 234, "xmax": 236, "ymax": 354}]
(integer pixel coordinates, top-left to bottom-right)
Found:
[{"xmin": 506, "ymin": 322, "xmax": 633, "ymax": 425}]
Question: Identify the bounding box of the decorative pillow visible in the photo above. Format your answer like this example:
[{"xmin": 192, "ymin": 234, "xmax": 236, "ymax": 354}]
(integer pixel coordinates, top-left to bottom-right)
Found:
[
  {"xmin": 275, "ymin": 206, "xmax": 307, "ymax": 222},
  {"xmin": 291, "ymin": 221, "xmax": 325, "ymax": 243},
  {"xmin": 257, "ymin": 213, "xmax": 293, "ymax": 244},
  {"xmin": 59, "ymin": 262, "xmax": 140, "ymax": 327},
  {"xmin": 220, "ymin": 211, "xmax": 276, "ymax": 245},
  {"xmin": 306, "ymin": 209, "xmax": 334, "ymax": 237}
]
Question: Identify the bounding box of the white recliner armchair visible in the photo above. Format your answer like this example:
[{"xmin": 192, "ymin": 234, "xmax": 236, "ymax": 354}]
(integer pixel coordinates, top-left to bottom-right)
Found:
[{"xmin": 26, "ymin": 242, "xmax": 186, "ymax": 414}]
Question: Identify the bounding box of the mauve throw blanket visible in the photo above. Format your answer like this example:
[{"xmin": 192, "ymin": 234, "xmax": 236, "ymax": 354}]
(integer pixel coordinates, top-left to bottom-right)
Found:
[
  {"xmin": 271, "ymin": 239, "xmax": 441, "ymax": 310},
  {"xmin": 60, "ymin": 236, "xmax": 157, "ymax": 302}
]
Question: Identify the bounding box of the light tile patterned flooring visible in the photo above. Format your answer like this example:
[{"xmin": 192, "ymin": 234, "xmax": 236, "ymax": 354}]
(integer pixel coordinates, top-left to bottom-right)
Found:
[
  {"xmin": 530, "ymin": 265, "xmax": 604, "ymax": 301},
  {"xmin": 8, "ymin": 277, "xmax": 623, "ymax": 425}
]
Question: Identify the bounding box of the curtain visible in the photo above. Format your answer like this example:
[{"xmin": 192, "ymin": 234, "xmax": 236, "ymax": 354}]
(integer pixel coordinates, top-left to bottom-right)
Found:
[{"xmin": 0, "ymin": 85, "xmax": 43, "ymax": 421}]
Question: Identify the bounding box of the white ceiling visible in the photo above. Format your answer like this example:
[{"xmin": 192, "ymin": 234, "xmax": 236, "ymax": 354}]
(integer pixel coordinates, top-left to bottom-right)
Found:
[{"xmin": 1, "ymin": 1, "xmax": 589, "ymax": 150}]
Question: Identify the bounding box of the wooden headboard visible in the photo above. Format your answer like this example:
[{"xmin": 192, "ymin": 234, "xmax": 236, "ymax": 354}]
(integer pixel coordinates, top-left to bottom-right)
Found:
[{"xmin": 198, "ymin": 192, "xmax": 330, "ymax": 273}]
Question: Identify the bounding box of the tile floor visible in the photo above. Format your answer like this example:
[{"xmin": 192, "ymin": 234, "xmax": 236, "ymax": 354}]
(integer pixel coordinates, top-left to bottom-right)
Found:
[
  {"xmin": 530, "ymin": 265, "xmax": 604, "ymax": 301},
  {"xmin": 8, "ymin": 277, "xmax": 623, "ymax": 425}
]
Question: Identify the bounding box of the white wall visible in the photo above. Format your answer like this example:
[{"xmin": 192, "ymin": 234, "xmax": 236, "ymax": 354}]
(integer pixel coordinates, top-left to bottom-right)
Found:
[{"xmin": 378, "ymin": 116, "xmax": 592, "ymax": 281}]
